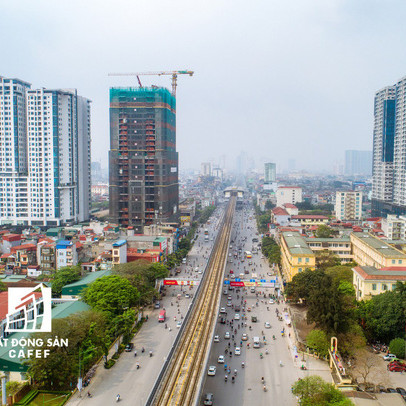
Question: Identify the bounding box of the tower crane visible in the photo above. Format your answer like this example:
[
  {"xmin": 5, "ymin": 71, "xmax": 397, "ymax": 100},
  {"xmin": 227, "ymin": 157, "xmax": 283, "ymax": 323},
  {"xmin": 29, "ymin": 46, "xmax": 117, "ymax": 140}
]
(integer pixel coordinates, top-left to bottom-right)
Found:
[{"xmin": 108, "ymin": 70, "xmax": 194, "ymax": 97}]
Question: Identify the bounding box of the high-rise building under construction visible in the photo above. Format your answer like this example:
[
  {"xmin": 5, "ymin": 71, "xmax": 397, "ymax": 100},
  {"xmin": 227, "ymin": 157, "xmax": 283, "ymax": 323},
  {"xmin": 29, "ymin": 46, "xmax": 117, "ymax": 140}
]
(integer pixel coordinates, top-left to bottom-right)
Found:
[{"xmin": 109, "ymin": 87, "xmax": 179, "ymax": 232}]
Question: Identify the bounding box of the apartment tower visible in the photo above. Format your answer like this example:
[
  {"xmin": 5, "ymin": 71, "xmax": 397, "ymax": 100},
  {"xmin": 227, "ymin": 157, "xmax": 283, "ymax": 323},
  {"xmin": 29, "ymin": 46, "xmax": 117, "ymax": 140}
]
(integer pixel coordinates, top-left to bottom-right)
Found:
[
  {"xmin": 0, "ymin": 76, "xmax": 91, "ymax": 226},
  {"xmin": 372, "ymin": 76, "xmax": 406, "ymax": 216},
  {"xmin": 109, "ymin": 87, "xmax": 179, "ymax": 232}
]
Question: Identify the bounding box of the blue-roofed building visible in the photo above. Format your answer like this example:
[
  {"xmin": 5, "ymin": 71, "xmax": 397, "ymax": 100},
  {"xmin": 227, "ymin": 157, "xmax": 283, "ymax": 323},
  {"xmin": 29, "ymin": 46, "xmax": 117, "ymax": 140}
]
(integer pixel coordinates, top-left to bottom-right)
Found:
[
  {"xmin": 112, "ymin": 239, "xmax": 127, "ymax": 265},
  {"xmin": 56, "ymin": 240, "xmax": 78, "ymax": 269}
]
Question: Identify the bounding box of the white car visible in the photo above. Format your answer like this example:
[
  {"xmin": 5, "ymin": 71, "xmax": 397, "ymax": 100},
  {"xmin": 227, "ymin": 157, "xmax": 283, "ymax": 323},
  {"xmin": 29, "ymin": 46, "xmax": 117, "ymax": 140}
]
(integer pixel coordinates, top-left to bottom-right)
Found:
[
  {"xmin": 218, "ymin": 355, "xmax": 225, "ymax": 363},
  {"xmin": 224, "ymin": 332, "xmax": 230, "ymax": 339},
  {"xmin": 207, "ymin": 366, "xmax": 216, "ymax": 376},
  {"xmin": 220, "ymin": 307, "xmax": 226, "ymax": 314},
  {"xmin": 214, "ymin": 335, "xmax": 220, "ymax": 343},
  {"xmin": 234, "ymin": 313, "xmax": 240, "ymax": 320},
  {"xmin": 176, "ymin": 321, "xmax": 182, "ymax": 328},
  {"xmin": 227, "ymin": 301, "xmax": 232, "ymax": 307},
  {"xmin": 264, "ymin": 321, "xmax": 271, "ymax": 329},
  {"xmin": 269, "ymin": 299, "xmax": 274, "ymax": 304},
  {"xmin": 230, "ymin": 274, "xmax": 235, "ymax": 279},
  {"xmin": 384, "ymin": 353, "xmax": 397, "ymax": 361},
  {"xmin": 242, "ymin": 333, "xmax": 248, "ymax": 341},
  {"xmin": 235, "ymin": 347, "xmax": 241, "ymax": 355}
]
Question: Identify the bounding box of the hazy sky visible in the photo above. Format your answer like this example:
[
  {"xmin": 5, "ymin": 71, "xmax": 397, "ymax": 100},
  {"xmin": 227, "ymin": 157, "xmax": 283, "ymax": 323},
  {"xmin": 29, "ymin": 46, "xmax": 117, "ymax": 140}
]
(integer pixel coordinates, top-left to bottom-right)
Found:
[{"xmin": 2, "ymin": 0, "xmax": 406, "ymax": 172}]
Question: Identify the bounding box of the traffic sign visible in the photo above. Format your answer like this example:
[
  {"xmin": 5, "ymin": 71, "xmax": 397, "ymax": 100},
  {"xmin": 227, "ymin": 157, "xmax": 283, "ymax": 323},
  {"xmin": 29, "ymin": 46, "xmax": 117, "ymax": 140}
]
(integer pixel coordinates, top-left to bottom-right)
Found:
[
  {"xmin": 235, "ymin": 278, "xmax": 241, "ymax": 282},
  {"xmin": 224, "ymin": 280, "xmax": 230, "ymax": 285},
  {"xmin": 260, "ymin": 279, "xmax": 266, "ymax": 283}
]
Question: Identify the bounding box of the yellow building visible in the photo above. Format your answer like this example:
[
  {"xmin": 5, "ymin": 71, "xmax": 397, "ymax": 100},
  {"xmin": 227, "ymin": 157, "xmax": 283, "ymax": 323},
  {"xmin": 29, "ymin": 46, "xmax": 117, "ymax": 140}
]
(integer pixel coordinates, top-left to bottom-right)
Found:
[
  {"xmin": 290, "ymin": 215, "xmax": 329, "ymax": 226},
  {"xmin": 353, "ymin": 266, "xmax": 406, "ymax": 300},
  {"xmin": 280, "ymin": 231, "xmax": 316, "ymax": 282},
  {"xmin": 305, "ymin": 237, "xmax": 353, "ymax": 263},
  {"xmin": 350, "ymin": 232, "xmax": 406, "ymax": 268}
]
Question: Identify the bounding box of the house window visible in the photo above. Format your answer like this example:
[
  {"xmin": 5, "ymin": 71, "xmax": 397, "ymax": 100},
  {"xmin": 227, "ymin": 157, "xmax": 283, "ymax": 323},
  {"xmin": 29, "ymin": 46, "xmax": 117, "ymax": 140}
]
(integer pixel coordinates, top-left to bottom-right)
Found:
[
  {"xmin": 382, "ymin": 284, "xmax": 388, "ymax": 291},
  {"xmin": 298, "ymin": 268, "xmax": 302, "ymax": 272},
  {"xmin": 305, "ymin": 258, "xmax": 309, "ymax": 263},
  {"xmin": 298, "ymin": 257, "xmax": 302, "ymax": 263},
  {"xmin": 372, "ymin": 284, "xmax": 376, "ymax": 291},
  {"xmin": 392, "ymin": 260, "xmax": 396, "ymax": 264}
]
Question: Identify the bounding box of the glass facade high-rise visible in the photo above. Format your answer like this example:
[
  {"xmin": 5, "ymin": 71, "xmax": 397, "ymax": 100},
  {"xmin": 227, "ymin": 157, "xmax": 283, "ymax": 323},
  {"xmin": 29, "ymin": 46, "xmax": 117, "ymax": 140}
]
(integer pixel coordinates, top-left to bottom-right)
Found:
[
  {"xmin": 264, "ymin": 162, "xmax": 276, "ymax": 183},
  {"xmin": 372, "ymin": 76, "xmax": 406, "ymax": 216},
  {"xmin": 109, "ymin": 87, "xmax": 179, "ymax": 232}
]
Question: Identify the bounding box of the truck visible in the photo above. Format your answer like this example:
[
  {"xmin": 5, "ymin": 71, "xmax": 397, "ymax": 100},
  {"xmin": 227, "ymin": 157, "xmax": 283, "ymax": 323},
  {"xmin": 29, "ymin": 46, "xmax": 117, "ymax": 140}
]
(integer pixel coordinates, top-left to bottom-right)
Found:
[{"xmin": 158, "ymin": 310, "xmax": 166, "ymax": 322}]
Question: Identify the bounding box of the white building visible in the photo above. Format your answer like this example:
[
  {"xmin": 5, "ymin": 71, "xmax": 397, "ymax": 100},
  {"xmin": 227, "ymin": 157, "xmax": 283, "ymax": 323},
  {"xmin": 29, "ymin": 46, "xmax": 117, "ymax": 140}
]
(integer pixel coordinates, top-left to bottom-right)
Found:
[
  {"xmin": 335, "ymin": 191, "xmax": 363, "ymax": 221},
  {"xmin": 276, "ymin": 186, "xmax": 302, "ymax": 207},
  {"xmin": 381, "ymin": 215, "xmax": 406, "ymax": 240},
  {"xmin": 201, "ymin": 162, "xmax": 211, "ymax": 177},
  {"xmin": 0, "ymin": 76, "xmax": 91, "ymax": 226},
  {"xmin": 56, "ymin": 240, "xmax": 78, "ymax": 269}
]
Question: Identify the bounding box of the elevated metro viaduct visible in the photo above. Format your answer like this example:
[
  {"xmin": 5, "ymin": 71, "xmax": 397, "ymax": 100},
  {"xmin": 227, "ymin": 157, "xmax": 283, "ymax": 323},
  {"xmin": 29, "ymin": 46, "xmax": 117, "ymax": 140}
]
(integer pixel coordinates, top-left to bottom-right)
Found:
[{"xmin": 224, "ymin": 186, "xmax": 245, "ymax": 210}]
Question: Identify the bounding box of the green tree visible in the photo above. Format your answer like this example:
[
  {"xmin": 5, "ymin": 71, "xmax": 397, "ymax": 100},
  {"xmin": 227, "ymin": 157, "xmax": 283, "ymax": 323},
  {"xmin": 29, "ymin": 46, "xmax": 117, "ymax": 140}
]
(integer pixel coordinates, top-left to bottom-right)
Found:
[
  {"xmin": 285, "ymin": 269, "xmax": 327, "ymax": 302},
  {"xmin": 51, "ymin": 266, "xmax": 82, "ymax": 297},
  {"xmin": 26, "ymin": 311, "xmax": 107, "ymax": 390},
  {"xmin": 306, "ymin": 329, "xmax": 329, "ymax": 357},
  {"xmin": 389, "ymin": 338, "xmax": 406, "ymax": 359},
  {"xmin": 82, "ymin": 275, "xmax": 138, "ymax": 316},
  {"xmin": 316, "ymin": 251, "xmax": 341, "ymax": 271},
  {"xmin": 265, "ymin": 200, "xmax": 275, "ymax": 210},
  {"xmin": 292, "ymin": 375, "xmax": 354, "ymax": 406},
  {"xmin": 358, "ymin": 291, "xmax": 405, "ymax": 342},
  {"xmin": 315, "ymin": 224, "xmax": 333, "ymax": 238},
  {"xmin": 258, "ymin": 213, "xmax": 271, "ymax": 233}
]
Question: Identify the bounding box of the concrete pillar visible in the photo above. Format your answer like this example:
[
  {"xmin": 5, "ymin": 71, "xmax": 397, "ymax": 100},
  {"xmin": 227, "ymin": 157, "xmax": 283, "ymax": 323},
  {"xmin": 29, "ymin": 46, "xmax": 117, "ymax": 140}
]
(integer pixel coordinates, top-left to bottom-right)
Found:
[{"xmin": 2, "ymin": 372, "xmax": 9, "ymax": 406}]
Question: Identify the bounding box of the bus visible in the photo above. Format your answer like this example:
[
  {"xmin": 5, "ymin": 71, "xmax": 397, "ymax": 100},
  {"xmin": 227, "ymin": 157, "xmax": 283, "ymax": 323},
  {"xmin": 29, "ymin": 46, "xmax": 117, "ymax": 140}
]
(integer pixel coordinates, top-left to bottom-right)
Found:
[
  {"xmin": 158, "ymin": 310, "xmax": 166, "ymax": 322},
  {"xmin": 245, "ymin": 251, "xmax": 252, "ymax": 259}
]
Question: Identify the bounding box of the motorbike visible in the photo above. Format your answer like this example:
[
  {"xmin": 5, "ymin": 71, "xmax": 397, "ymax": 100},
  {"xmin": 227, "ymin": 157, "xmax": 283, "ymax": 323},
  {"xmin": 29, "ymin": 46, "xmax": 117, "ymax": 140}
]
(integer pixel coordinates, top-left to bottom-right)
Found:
[
  {"xmin": 300, "ymin": 365, "xmax": 307, "ymax": 370},
  {"xmin": 149, "ymin": 351, "xmax": 153, "ymax": 357},
  {"xmin": 116, "ymin": 395, "xmax": 121, "ymax": 402}
]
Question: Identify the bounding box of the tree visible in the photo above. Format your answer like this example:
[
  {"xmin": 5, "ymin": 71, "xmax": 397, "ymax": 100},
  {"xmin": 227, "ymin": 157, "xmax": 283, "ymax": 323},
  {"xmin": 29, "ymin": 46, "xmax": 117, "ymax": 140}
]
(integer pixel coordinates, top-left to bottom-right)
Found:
[
  {"xmin": 389, "ymin": 338, "xmax": 406, "ymax": 359},
  {"xmin": 265, "ymin": 200, "xmax": 275, "ymax": 210},
  {"xmin": 316, "ymin": 251, "xmax": 341, "ymax": 271},
  {"xmin": 315, "ymin": 224, "xmax": 333, "ymax": 238},
  {"xmin": 285, "ymin": 269, "xmax": 327, "ymax": 302},
  {"xmin": 352, "ymin": 349, "xmax": 382, "ymax": 385},
  {"xmin": 26, "ymin": 311, "xmax": 108, "ymax": 390},
  {"xmin": 358, "ymin": 291, "xmax": 405, "ymax": 342},
  {"xmin": 292, "ymin": 375, "xmax": 354, "ymax": 406},
  {"xmin": 51, "ymin": 266, "xmax": 82, "ymax": 297},
  {"xmin": 82, "ymin": 275, "xmax": 138, "ymax": 317},
  {"xmin": 306, "ymin": 329, "xmax": 329, "ymax": 357}
]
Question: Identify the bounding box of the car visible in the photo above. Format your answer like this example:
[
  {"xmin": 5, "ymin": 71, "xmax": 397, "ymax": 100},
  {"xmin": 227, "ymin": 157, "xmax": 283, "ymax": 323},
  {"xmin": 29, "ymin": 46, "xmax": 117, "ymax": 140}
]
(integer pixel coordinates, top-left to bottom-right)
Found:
[
  {"xmin": 207, "ymin": 366, "xmax": 216, "ymax": 376},
  {"xmin": 235, "ymin": 347, "xmax": 241, "ymax": 355},
  {"xmin": 396, "ymin": 387, "xmax": 406, "ymax": 399},
  {"xmin": 234, "ymin": 313, "xmax": 240, "ymax": 320},
  {"xmin": 269, "ymin": 299, "xmax": 275, "ymax": 304},
  {"xmin": 386, "ymin": 388, "xmax": 397, "ymax": 393},
  {"xmin": 224, "ymin": 332, "xmax": 230, "ymax": 339},
  {"xmin": 176, "ymin": 321, "xmax": 182, "ymax": 328},
  {"xmin": 203, "ymin": 393, "xmax": 214, "ymax": 406},
  {"xmin": 247, "ymin": 307, "xmax": 251, "ymax": 312},
  {"xmin": 264, "ymin": 321, "xmax": 271, "ymax": 329},
  {"xmin": 223, "ymin": 290, "xmax": 228, "ymax": 295},
  {"xmin": 125, "ymin": 343, "xmax": 134, "ymax": 352},
  {"xmin": 251, "ymin": 316, "xmax": 257, "ymax": 322},
  {"xmin": 218, "ymin": 355, "xmax": 225, "ymax": 363},
  {"xmin": 384, "ymin": 353, "xmax": 397, "ymax": 361},
  {"xmin": 220, "ymin": 307, "xmax": 226, "ymax": 314},
  {"xmin": 227, "ymin": 301, "xmax": 232, "ymax": 307},
  {"xmin": 185, "ymin": 293, "xmax": 190, "ymax": 298},
  {"xmin": 228, "ymin": 295, "xmax": 232, "ymax": 300},
  {"xmin": 242, "ymin": 333, "xmax": 248, "ymax": 341},
  {"xmin": 250, "ymin": 287, "xmax": 256, "ymax": 293},
  {"xmin": 388, "ymin": 364, "xmax": 406, "ymax": 372},
  {"xmin": 261, "ymin": 255, "xmax": 264, "ymax": 259},
  {"xmin": 230, "ymin": 274, "xmax": 235, "ymax": 279},
  {"xmin": 229, "ymin": 270, "xmax": 234, "ymax": 274},
  {"xmin": 154, "ymin": 301, "xmax": 161, "ymax": 309},
  {"xmin": 214, "ymin": 335, "xmax": 220, "ymax": 342},
  {"xmin": 219, "ymin": 317, "xmax": 226, "ymax": 324}
]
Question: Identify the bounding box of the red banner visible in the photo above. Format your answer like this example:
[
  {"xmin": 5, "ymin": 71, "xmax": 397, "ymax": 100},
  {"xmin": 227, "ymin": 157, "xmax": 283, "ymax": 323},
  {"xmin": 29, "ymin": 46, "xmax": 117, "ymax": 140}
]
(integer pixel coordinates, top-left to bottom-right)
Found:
[
  {"xmin": 230, "ymin": 281, "xmax": 245, "ymax": 287},
  {"xmin": 163, "ymin": 280, "xmax": 178, "ymax": 285}
]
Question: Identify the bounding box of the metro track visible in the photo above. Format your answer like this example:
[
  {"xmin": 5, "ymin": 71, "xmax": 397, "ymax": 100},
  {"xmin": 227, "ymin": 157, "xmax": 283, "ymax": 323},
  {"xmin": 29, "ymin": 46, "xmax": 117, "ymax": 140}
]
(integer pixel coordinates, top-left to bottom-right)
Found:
[{"xmin": 151, "ymin": 197, "xmax": 236, "ymax": 406}]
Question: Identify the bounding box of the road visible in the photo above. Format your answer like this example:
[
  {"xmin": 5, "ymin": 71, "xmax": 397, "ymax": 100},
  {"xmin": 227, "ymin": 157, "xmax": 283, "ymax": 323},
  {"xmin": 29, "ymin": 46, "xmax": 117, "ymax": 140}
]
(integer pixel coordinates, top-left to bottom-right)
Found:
[
  {"xmin": 68, "ymin": 205, "xmax": 225, "ymax": 406},
  {"xmin": 200, "ymin": 203, "xmax": 324, "ymax": 405}
]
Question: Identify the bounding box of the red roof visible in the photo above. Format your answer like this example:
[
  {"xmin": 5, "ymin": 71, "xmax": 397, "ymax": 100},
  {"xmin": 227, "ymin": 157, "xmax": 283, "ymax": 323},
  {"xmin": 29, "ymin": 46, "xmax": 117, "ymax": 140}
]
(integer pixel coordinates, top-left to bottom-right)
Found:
[
  {"xmin": 283, "ymin": 203, "xmax": 297, "ymax": 209},
  {"xmin": 291, "ymin": 215, "xmax": 328, "ymax": 220},
  {"xmin": 10, "ymin": 243, "xmax": 37, "ymax": 253},
  {"xmin": 272, "ymin": 207, "xmax": 289, "ymax": 216},
  {"xmin": 366, "ymin": 217, "xmax": 381, "ymax": 222},
  {"xmin": 354, "ymin": 266, "xmax": 406, "ymax": 281},
  {"xmin": 2, "ymin": 234, "xmax": 21, "ymax": 242},
  {"xmin": 38, "ymin": 237, "xmax": 54, "ymax": 244},
  {"xmin": 75, "ymin": 242, "xmax": 83, "ymax": 249},
  {"xmin": 79, "ymin": 235, "xmax": 87, "ymax": 241}
]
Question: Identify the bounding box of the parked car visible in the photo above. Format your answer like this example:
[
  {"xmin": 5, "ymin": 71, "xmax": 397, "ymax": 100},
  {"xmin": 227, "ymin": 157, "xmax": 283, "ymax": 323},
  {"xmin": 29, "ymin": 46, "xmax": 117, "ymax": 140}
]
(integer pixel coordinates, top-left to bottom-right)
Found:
[
  {"xmin": 154, "ymin": 301, "xmax": 161, "ymax": 309},
  {"xmin": 396, "ymin": 387, "xmax": 406, "ymax": 399},
  {"xmin": 386, "ymin": 388, "xmax": 397, "ymax": 393},
  {"xmin": 125, "ymin": 343, "xmax": 134, "ymax": 352},
  {"xmin": 207, "ymin": 366, "xmax": 216, "ymax": 376},
  {"xmin": 384, "ymin": 353, "xmax": 397, "ymax": 361}
]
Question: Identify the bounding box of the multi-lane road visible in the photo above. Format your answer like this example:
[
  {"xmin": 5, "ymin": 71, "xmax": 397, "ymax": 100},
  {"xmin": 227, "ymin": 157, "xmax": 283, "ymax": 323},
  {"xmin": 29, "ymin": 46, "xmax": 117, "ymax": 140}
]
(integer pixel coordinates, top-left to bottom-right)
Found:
[{"xmin": 200, "ymin": 204, "xmax": 300, "ymax": 405}]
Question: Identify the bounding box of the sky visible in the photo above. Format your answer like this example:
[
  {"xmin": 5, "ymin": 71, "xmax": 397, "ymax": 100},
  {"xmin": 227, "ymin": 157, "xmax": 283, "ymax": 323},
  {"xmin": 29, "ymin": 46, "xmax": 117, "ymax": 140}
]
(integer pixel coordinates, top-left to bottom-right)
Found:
[{"xmin": 1, "ymin": 0, "xmax": 406, "ymax": 173}]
